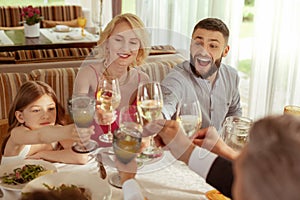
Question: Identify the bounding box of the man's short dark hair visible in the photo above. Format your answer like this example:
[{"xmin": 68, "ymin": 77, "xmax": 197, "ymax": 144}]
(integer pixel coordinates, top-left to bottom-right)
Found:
[{"xmin": 192, "ymin": 18, "xmax": 230, "ymax": 43}]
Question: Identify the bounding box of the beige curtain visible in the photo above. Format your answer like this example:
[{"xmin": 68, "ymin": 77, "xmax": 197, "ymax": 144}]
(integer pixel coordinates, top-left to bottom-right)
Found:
[{"xmin": 248, "ymin": 0, "xmax": 300, "ymax": 119}]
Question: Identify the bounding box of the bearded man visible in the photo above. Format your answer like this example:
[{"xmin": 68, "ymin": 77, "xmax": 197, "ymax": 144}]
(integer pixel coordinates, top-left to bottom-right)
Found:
[{"xmin": 161, "ymin": 18, "xmax": 242, "ymax": 131}]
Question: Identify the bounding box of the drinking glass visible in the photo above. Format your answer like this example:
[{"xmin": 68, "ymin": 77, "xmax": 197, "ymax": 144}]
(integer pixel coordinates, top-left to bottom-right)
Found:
[
  {"xmin": 221, "ymin": 116, "xmax": 253, "ymax": 152},
  {"xmin": 97, "ymin": 76, "xmax": 121, "ymax": 143},
  {"xmin": 68, "ymin": 94, "xmax": 98, "ymax": 153},
  {"xmin": 109, "ymin": 105, "xmax": 142, "ymax": 188},
  {"xmin": 283, "ymin": 105, "xmax": 300, "ymax": 116},
  {"xmin": 176, "ymin": 100, "xmax": 202, "ymax": 137},
  {"xmin": 77, "ymin": 17, "xmax": 87, "ymax": 36},
  {"xmin": 137, "ymin": 81, "xmax": 163, "ymax": 156}
]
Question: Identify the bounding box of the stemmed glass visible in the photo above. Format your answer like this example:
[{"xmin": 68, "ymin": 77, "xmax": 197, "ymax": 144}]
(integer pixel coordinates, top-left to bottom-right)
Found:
[
  {"xmin": 176, "ymin": 100, "xmax": 202, "ymax": 137},
  {"xmin": 283, "ymin": 105, "xmax": 300, "ymax": 116},
  {"xmin": 137, "ymin": 81, "xmax": 163, "ymax": 156},
  {"xmin": 109, "ymin": 105, "xmax": 143, "ymax": 188},
  {"xmin": 68, "ymin": 94, "xmax": 98, "ymax": 153},
  {"xmin": 77, "ymin": 17, "xmax": 87, "ymax": 36},
  {"xmin": 97, "ymin": 76, "xmax": 121, "ymax": 143}
]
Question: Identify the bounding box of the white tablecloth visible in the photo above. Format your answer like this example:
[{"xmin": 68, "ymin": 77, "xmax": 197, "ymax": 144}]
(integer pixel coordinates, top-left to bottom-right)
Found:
[
  {"xmin": 0, "ymin": 30, "xmax": 14, "ymax": 45},
  {"xmin": 40, "ymin": 28, "xmax": 99, "ymax": 44},
  {"xmin": 0, "ymin": 148, "xmax": 214, "ymax": 200}
]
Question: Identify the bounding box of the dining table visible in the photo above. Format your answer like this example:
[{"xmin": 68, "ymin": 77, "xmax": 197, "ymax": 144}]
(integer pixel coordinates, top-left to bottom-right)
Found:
[
  {"xmin": 0, "ymin": 147, "xmax": 215, "ymax": 200},
  {"xmin": 0, "ymin": 27, "xmax": 98, "ymax": 52}
]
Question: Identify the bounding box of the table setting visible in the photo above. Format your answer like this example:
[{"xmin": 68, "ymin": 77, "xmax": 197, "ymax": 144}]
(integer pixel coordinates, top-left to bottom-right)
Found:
[
  {"xmin": 40, "ymin": 27, "xmax": 99, "ymax": 44},
  {"xmin": 0, "ymin": 147, "xmax": 215, "ymax": 200}
]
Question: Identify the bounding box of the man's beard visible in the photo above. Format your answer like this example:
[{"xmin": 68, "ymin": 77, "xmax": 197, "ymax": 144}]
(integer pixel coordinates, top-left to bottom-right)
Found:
[{"xmin": 190, "ymin": 54, "xmax": 222, "ymax": 79}]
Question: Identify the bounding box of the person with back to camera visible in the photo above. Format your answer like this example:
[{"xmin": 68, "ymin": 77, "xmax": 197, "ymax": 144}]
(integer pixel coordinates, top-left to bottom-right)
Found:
[
  {"xmin": 73, "ymin": 13, "xmax": 150, "ymax": 145},
  {"xmin": 161, "ymin": 18, "xmax": 242, "ymax": 131},
  {"xmin": 1, "ymin": 81, "xmax": 93, "ymax": 165},
  {"xmin": 118, "ymin": 114, "xmax": 300, "ymax": 200}
]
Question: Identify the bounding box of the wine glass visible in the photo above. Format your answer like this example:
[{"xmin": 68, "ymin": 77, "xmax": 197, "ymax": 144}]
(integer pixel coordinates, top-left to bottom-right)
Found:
[
  {"xmin": 283, "ymin": 105, "xmax": 300, "ymax": 116},
  {"xmin": 77, "ymin": 17, "xmax": 87, "ymax": 36},
  {"xmin": 97, "ymin": 76, "xmax": 121, "ymax": 143},
  {"xmin": 109, "ymin": 105, "xmax": 143, "ymax": 188},
  {"xmin": 137, "ymin": 81, "xmax": 163, "ymax": 156},
  {"xmin": 68, "ymin": 94, "xmax": 98, "ymax": 153},
  {"xmin": 176, "ymin": 100, "xmax": 202, "ymax": 137}
]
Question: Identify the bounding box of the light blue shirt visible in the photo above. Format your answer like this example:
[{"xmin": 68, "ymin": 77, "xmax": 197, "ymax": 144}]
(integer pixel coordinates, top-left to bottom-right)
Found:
[{"xmin": 161, "ymin": 61, "xmax": 242, "ymax": 131}]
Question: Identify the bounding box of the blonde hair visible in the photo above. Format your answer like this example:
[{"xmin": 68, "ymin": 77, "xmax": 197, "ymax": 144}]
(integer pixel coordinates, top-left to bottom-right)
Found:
[
  {"xmin": 96, "ymin": 13, "xmax": 150, "ymax": 66},
  {"xmin": 239, "ymin": 115, "xmax": 300, "ymax": 200}
]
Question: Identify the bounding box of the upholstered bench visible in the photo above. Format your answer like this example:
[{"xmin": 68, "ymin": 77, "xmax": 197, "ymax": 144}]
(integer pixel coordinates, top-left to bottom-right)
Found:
[
  {"xmin": 0, "ymin": 54, "xmax": 185, "ymax": 135},
  {"xmin": 0, "ymin": 5, "xmax": 82, "ymax": 28}
]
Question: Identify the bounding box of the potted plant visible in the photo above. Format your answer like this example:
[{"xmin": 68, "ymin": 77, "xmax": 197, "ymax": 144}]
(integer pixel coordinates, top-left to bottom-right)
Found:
[{"xmin": 21, "ymin": 5, "xmax": 43, "ymax": 37}]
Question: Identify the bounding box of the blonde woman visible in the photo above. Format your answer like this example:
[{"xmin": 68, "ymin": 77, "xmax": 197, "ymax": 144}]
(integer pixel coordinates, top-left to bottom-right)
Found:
[{"xmin": 74, "ymin": 13, "xmax": 150, "ymax": 144}]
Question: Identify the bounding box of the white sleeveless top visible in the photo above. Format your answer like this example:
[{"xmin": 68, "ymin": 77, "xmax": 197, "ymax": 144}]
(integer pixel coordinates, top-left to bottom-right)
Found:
[{"xmin": 1, "ymin": 145, "xmax": 31, "ymax": 165}]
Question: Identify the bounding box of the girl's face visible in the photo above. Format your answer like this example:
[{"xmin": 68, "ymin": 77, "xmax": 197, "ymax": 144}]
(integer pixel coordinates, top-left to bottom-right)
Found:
[
  {"xmin": 15, "ymin": 94, "xmax": 57, "ymax": 130},
  {"xmin": 106, "ymin": 21, "xmax": 141, "ymax": 71}
]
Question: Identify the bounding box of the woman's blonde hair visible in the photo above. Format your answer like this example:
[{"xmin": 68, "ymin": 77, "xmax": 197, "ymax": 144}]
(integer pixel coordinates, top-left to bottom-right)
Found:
[
  {"xmin": 96, "ymin": 13, "xmax": 150, "ymax": 66},
  {"xmin": 239, "ymin": 115, "xmax": 300, "ymax": 200}
]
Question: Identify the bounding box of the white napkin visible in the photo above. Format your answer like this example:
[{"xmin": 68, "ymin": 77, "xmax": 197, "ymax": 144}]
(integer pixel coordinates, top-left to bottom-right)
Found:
[{"xmin": 54, "ymin": 25, "xmax": 70, "ymax": 32}]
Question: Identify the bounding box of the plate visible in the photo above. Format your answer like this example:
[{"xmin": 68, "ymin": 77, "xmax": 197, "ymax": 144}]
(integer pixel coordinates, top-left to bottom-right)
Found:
[
  {"xmin": 63, "ymin": 34, "xmax": 83, "ymax": 40},
  {"xmin": 22, "ymin": 171, "xmax": 112, "ymax": 200},
  {"xmin": 137, "ymin": 149, "xmax": 164, "ymax": 165},
  {"xmin": 0, "ymin": 160, "xmax": 57, "ymax": 191}
]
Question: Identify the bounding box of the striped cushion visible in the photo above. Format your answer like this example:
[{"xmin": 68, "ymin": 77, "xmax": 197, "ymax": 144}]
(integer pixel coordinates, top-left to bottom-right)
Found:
[
  {"xmin": 139, "ymin": 59, "xmax": 184, "ymax": 82},
  {"xmin": 30, "ymin": 67, "xmax": 79, "ymax": 111},
  {"xmin": 14, "ymin": 48, "xmax": 93, "ymax": 63},
  {"xmin": 0, "ymin": 5, "xmax": 82, "ymax": 27},
  {"xmin": 0, "ymin": 6, "xmax": 22, "ymax": 27},
  {"xmin": 0, "ymin": 73, "xmax": 32, "ymax": 120},
  {"xmin": 38, "ymin": 5, "xmax": 82, "ymax": 22}
]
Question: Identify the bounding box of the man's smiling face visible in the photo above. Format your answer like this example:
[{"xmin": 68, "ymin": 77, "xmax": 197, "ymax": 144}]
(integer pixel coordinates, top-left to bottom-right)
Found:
[{"xmin": 190, "ymin": 28, "xmax": 229, "ymax": 79}]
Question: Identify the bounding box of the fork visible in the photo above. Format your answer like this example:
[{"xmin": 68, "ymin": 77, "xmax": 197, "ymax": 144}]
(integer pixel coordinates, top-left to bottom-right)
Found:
[{"xmin": 96, "ymin": 153, "xmax": 107, "ymax": 179}]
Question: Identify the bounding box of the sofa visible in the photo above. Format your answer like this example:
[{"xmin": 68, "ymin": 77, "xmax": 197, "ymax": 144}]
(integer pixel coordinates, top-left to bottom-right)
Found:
[
  {"xmin": 0, "ymin": 52, "xmax": 186, "ymax": 137},
  {"xmin": 0, "ymin": 5, "xmax": 83, "ymax": 28}
]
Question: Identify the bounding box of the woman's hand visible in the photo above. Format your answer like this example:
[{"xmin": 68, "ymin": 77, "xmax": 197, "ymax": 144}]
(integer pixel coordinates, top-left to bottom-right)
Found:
[{"xmin": 95, "ymin": 105, "xmax": 116, "ymax": 125}]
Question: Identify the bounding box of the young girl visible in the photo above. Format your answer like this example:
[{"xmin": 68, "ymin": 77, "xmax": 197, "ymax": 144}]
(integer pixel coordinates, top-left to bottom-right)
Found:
[{"xmin": 1, "ymin": 81, "xmax": 93, "ymax": 165}]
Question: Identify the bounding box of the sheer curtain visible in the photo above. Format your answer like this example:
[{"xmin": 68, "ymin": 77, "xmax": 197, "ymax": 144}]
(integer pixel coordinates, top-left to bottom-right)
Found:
[
  {"xmin": 136, "ymin": 0, "xmax": 244, "ymax": 67},
  {"xmin": 249, "ymin": 0, "xmax": 300, "ymax": 120}
]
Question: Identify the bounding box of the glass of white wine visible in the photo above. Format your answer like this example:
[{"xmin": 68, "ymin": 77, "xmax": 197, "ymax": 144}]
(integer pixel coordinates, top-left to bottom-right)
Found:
[
  {"xmin": 109, "ymin": 105, "xmax": 142, "ymax": 188},
  {"xmin": 137, "ymin": 81, "xmax": 163, "ymax": 156},
  {"xmin": 97, "ymin": 76, "xmax": 121, "ymax": 143},
  {"xmin": 68, "ymin": 94, "xmax": 98, "ymax": 153},
  {"xmin": 283, "ymin": 105, "xmax": 300, "ymax": 116},
  {"xmin": 176, "ymin": 100, "xmax": 202, "ymax": 137}
]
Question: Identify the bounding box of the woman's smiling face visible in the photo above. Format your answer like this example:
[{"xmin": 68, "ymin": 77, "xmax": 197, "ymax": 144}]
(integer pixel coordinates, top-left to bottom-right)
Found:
[{"xmin": 106, "ymin": 21, "xmax": 141, "ymax": 70}]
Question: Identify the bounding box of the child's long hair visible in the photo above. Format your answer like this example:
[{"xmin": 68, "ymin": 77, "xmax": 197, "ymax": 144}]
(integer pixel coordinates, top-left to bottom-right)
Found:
[
  {"xmin": 1, "ymin": 81, "xmax": 66, "ymax": 154},
  {"xmin": 8, "ymin": 81, "xmax": 66, "ymax": 132}
]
